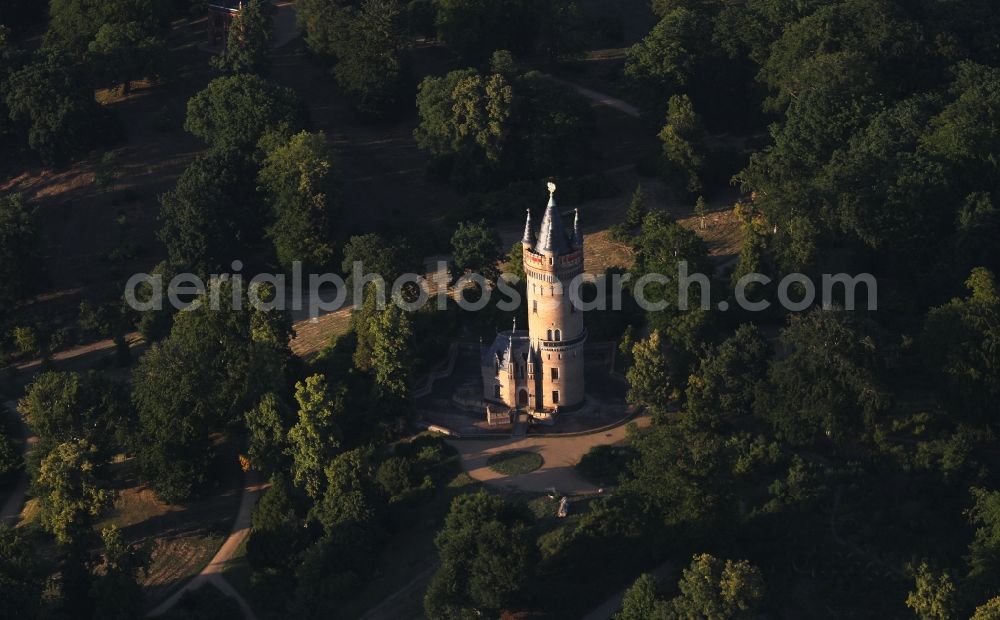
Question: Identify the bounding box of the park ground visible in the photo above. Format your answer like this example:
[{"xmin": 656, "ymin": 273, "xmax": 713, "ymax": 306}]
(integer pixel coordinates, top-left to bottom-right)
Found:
[{"xmin": 0, "ymin": 1, "xmax": 747, "ymax": 617}]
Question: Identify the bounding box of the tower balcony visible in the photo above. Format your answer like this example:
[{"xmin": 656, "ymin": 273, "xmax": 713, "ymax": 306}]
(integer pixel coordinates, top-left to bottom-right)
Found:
[{"xmin": 538, "ymin": 328, "xmax": 588, "ymax": 351}]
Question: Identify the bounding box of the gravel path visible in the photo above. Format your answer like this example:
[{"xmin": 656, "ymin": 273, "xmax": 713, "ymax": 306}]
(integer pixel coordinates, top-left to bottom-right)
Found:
[
  {"xmin": 0, "ymin": 400, "xmax": 36, "ymax": 525},
  {"xmin": 447, "ymin": 414, "xmax": 650, "ymax": 494},
  {"xmin": 550, "ymin": 77, "xmax": 642, "ymax": 119},
  {"xmin": 147, "ymin": 471, "xmax": 267, "ymax": 619}
]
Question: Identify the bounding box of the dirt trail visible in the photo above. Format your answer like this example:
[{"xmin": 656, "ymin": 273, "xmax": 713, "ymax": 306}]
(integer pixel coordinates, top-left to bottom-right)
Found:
[
  {"xmin": 0, "ymin": 400, "xmax": 36, "ymax": 525},
  {"xmin": 146, "ymin": 471, "xmax": 267, "ymax": 619}
]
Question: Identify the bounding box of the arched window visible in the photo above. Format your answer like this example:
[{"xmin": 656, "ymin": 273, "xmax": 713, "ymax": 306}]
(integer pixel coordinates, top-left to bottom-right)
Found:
[
  {"xmin": 547, "ymin": 329, "xmax": 552, "ymax": 340},
  {"xmin": 554, "ymin": 329, "xmax": 561, "ymax": 341},
  {"xmin": 494, "ymin": 384, "xmax": 501, "ymax": 398}
]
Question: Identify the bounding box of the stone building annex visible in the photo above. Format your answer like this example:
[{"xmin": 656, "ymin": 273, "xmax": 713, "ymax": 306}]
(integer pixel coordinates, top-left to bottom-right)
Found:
[{"xmin": 481, "ymin": 183, "xmax": 587, "ymax": 424}]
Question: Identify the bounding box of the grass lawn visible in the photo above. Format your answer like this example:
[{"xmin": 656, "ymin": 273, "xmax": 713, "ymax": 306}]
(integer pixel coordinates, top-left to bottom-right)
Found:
[
  {"xmin": 161, "ymin": 580, "xmax": 243, "ymax": 620},
  {"xmin": 94, "ymin": 435, "xmax": 243, "ymax": 610},
  {"xmin": 487, "ymin": 450, "xmax": 545, "ymax": 476},
  {"xmin": 226, "ymin": 439, "xmax": 480, "ymax": 620},
  {"xmin": 221, "ymin": 536, "xmax": 250, "ymax": 602},
  {"xmin": 334, "ymin": 466, "xmax": 479, "ymax": 619}
]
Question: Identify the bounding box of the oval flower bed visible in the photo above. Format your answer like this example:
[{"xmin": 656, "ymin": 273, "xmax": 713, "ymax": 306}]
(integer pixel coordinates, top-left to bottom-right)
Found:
[{"xmin": 486, "ymin": 450, "xmax": 544, "ymax": 476}]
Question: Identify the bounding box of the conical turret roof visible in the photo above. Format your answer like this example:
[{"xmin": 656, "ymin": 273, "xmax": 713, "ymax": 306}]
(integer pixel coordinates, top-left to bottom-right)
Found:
[
  {"xmin": 535, "ymin": 186, "xmax": 571, "ymax": 255},
  {"xmin": 522, "ymin": 208, "xmax": 535, "ymax": 245}
]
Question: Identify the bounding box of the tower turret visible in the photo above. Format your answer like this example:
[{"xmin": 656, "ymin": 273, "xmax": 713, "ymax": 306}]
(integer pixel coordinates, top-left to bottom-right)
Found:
[
  {"xmin": 522, "ymin": 208, "xmax": 535, "ymax": 248},
  {"xmin": 535, "ymin": 183, "xmax": 571, "ymax": 255},
  {"xmin": 521, "ymin": 182, "xmax": 586, "ymax": 413},
  {"xmin": 573, "ymin": 208, "xmax": 583, "ymax": 248}
]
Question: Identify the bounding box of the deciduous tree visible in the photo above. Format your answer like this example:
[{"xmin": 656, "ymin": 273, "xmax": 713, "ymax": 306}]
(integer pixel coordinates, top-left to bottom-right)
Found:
[
  {"xmin": 158, "ymin": 148, "xmax": 263, "ymax": 274},
  {"xmin": 258, "ymin": 131, "xmax": 338, "ymax": 272},
  {"xmin": 132, "ymin": 280, "xmax": 291, "ymax": 502},
  {"xmin": 451, "ymin": 220, "xmax": 502, "ymax": 282},
  {"xmin": 4, "ymin": 52, "xmax": 113, "ymax": 164},
  {"xmin": 658, "ymin": 94, "xmax": 704, "ymax": 196},
  {"xmin": 184, "ymin": 74, "xmax": 306, "ymax": 152},
  {"xmin": 626, "ymin": 330, "xmax": 671, "ymax": 414},
  {"xmin": 922, "ymin": 268, "xmax": 1000, "ymax": 423},
  {"xmin": 35, "ymin": 439, "xmax": 111, "ymax": 545},
  {"xmin": 212, "ymin": 0, "xmax": 273, "ymax": 76},
  {"xmin": 0, "ymin": 194, "xmax": 42, "ymax": 328},
  {"xmin": 89, "ymin": 526, "xmax": 148, "ymax": 620},
  {"xmin": 757, "ymin": 308, "xmax": 889, "ymax": 446},
  {"xmin": 425, "ymin": 491, "xmax": 536, "ymax": 618},
  {"xmin": 370, "ymin": 302, "xmax": 413, "ymax": 402},
  {"xmin": 287, "ymin": 374, "xmax": 344, "ymax": 499}
]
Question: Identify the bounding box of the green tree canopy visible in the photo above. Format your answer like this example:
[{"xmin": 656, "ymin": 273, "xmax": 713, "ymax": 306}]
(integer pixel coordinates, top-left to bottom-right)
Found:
[
  {"xmin": 212, "ymin": 0, "xmax": 273, "ymax": 76},
  {"xmin": 632, "ymin": 209, "xmax": 712, "ymax": 376},
  {"xmin": 35, "ymin": 439, "xmax": 111, "ymax": 545},
  {"xmin": 309, "ymin": 447, "xmax": 385, "ymax": 536},
  {"xmin": 757, "ymin": 308, "xmax": 890, "ymax": 446},
  {"xmin": 158, "ymin": 148, "xmax": 264, "ymax": 274},
  {"xmin": 89, "ymin": 526, "xmax": 148, "ymax": 620},
  {"xmin": 287, "ymin": 374, "xmax": 344, "ymax": 499},
  {"xmin": 967, "ymin": 487, "xmax": 1000, "ymax": 583},
  {"xmin": 414, "ymin": 68, "xmax": 594, "ymax": 187},
  {"xmin": 87, "ymin": 21, "xmax": 165, "ymax": 94},
  {"xmin": 245, "ymin": 392, "xmax": 292, "ymax": 474},
  {"xmin": 132, "ymin": 279, "xmax": 291, "ymax": 502},
  {"xmin": 616, "ymin": 573, "xmax": 668, "ymax": 620},
  {"xmin": 626, "ymin": 330, "xmax": 671, "ymax": 415},
  {"xmin": 0, "ymin": 525, "xmax": 46, "ymax": 619},
  {"xmin": 624, "ymin": 7, "xmax": 706, "ymax": 118},
  {"xmin": 434, "ymin": 0, "xmax": 539, "ymax": 65},
  {"xmin": 341, "ymin": 233, "xmax": 411, "ymax": 287},
  {"xmin": 4, "ymin": 51, "xmax": 113, "ymax": 164},
  {"xmin": 686, "ymin": 324, "xmax": 770, "ymax": 426},
  {"xmin": 0, "ymin": 194, "xmax": 42, "ymax": 327},
  {"xmin": 922, "ymin": 268, "xmax": 1000, "ymax": 423},
  {"xmin": 424, "ymin": 491, "xmax": 537, "ymax": 618},
  {"xmin": 451, "ymin": 220, "xmax": 502, "ymax": 281},
  {"xmin": 45, "ymin": 0, "xmax": 171, "ymax": 56},
  {"xmin": 334, "ymin": 0, "xmax": 408, "ymax": 117},
  {"xmin": 658, "ymin": 93, "xmax": 704, "ymax": 196},
  {"xmin": 905, "ymin": 561, "xmax": 956, "ymax": 620},
  {"xmin": 369, "ymin": 302, "xmax": 413, "ymax": 402},
  {"xmin": 246, "ymin": 473, "xmax": 305, "ymax": 580},
  {"xmin": 669, "ymin": 553, "xmax": 765, "ymax": 619},
  {"xmin": 624, "ymin": 415, "xmax": 737, "ymax": 530},
  {"xmin": 19, "ymin": 370, "xmax": 130, "ymax": 463},
  {"xmin": 258, "ymin": 131, "xmax": 339, "ymax": 272},
  {"xmin": 184, "ymin": 74, "xmax": 306, "ymax": 152}
]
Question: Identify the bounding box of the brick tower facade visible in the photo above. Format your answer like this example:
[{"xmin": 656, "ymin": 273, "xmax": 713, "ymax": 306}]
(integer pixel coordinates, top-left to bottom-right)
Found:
[
  {"xmin": 523, "ymin": 183, "xmax": 586, "ymax": 411},
  {"xmin": 481, "ymin": 183, "xmax": 586, "ymax": 417}
]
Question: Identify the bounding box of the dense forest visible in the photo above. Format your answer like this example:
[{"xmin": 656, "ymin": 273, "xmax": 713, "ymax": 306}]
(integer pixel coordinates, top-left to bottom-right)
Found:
[{"xmin": 0, "ymin": 0, "xmax": 999, "ymax": 619}]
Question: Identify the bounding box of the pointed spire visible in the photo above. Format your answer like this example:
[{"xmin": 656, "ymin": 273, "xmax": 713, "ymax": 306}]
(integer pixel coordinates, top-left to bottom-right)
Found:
[
  {"xmin": 522, "ymin": 208, "xmax": 534, "ymax": 246},
  {"xmin": 535, "ymin": 182, "xmax": 571, "ymax": 255},
  {"xmin": 573, "ymin": 208, "xmax": 583, "ymax": 247}
]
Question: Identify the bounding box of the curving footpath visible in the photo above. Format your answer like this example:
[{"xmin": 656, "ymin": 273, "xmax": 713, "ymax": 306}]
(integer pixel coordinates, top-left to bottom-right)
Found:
[
  {"xmin": 447, "ymin": 414, "xmax": 650, "ymax": 494},
  {"xmin": 0, "ymin": 400, "xmax": 35, "ymax": 525},
  {"xmin": 147, "ymin": 471, "xmax": 268, "ymax": 619},
  {"xmin": 549, "ymin": 77, "xmax": 642, "ymax": 119}
]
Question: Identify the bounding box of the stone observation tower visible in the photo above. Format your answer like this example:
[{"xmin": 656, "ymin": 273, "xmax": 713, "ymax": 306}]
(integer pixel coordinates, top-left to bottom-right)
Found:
[{"xmin": 481, "ymin": 183, "xmax": 586, "ymax": 422}]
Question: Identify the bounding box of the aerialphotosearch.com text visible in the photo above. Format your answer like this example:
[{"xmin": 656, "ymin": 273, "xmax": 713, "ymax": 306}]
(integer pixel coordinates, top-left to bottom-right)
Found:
[{"xmin": 123, "ymin": 261, "xmax": 878, "ymax": 316}]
